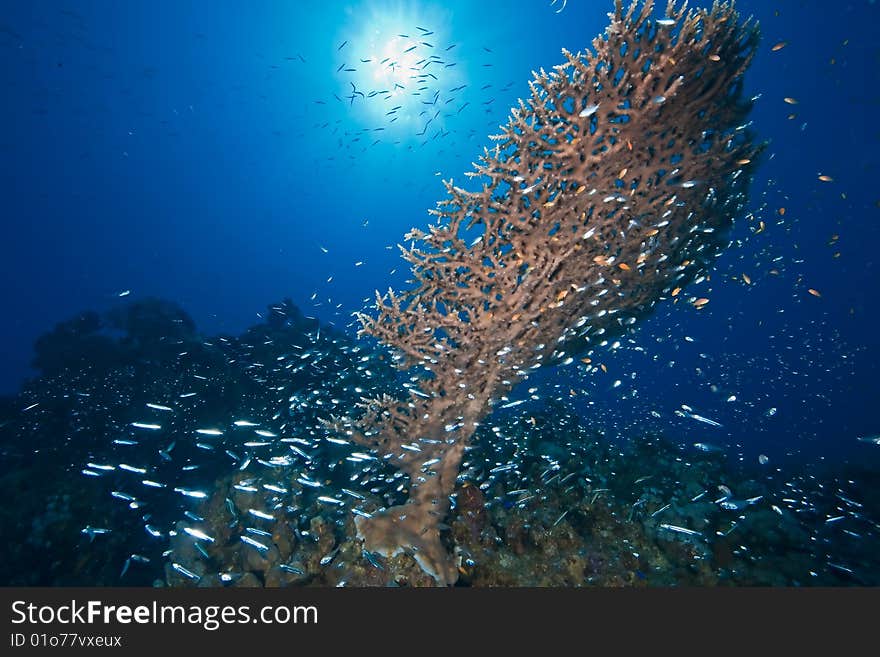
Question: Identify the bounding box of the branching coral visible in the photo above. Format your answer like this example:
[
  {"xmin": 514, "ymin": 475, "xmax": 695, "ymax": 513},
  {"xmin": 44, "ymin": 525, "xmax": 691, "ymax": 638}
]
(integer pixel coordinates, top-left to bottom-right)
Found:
[{"xmin": 326, "ymin": 0, "xmax": 761, "ymax": 585}]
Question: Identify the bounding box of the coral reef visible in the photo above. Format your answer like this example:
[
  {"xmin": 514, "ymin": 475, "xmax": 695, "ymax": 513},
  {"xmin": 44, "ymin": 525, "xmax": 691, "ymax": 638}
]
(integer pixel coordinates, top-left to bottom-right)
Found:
[
  {"xmin": 32, "ymin": 311, "xmax": 121, "ymax": 375},
  {"xmin": 32, "ymin": 298, "xmax": 200, "ymax": 377},
  {"xmin": 327, "ymin": 0, "xmax": 762, "ymax": 584},
  {"xmin": 0, "ymin": 297, "xmax": 393, "ymax": 585},
  {"xmin": 4, "ymin": 299, "xmax": 878, "ymax": 588}
]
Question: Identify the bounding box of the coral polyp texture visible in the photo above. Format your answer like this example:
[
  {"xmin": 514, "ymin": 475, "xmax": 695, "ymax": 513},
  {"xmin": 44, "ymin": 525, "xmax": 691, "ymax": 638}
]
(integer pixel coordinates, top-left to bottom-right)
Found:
[{"xmin": 326, "ymin": 0, "xmax": 761, "ymax": 585}]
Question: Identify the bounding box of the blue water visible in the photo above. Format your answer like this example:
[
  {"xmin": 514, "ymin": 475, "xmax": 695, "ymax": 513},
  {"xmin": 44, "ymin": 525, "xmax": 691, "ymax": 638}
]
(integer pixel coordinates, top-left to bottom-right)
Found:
[{"xmin": 1, "ymin": 0, "xmax": 878, "ymax": 467}]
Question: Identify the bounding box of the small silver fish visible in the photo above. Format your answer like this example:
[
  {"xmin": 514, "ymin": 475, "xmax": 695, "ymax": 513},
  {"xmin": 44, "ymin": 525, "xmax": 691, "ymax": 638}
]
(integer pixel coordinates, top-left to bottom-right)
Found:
[
  {"xmin": 81, "ymin": 526, "xmax": 111, "ymax": 541},
  {"xmin": 719, "ymin": 495, "xmax": 763, "ymax": 510},
  {"xmin": 362, "ymin": 549, "xmax": 385, "ymax": 570},
  {"xmin": 677, "ymin": 408, "xmax": 723, "ymax": 427},
  {"xmin": 171, "ymin": 563, "xmax": 201, "ymax": 581},
  {"xmin": 158, "ymin": 441, "xmax": 175, "ymax": 462},
  {"xmin": 320, "ymin": 546, "xmax": 340, "ymax": 566},
  {"xmin": 240, "ymin": 535, "xmax": 270, "ymax": 552},
  {"xmin": 183, "ymin": 527, "xmax": 215, "ymax": 542},
  {"xmin": 579, "ymin": 103, "xmax": 599, "ymax": 117},
  {"xmin": 245, "ymin": 527, "xmax": 272, "ymax": 537},
  {"xmin": 659, "ymin": 523, "xmax": 702, "ymax": 538},
  {"xmin": 174, "ymin": 487, "xmax": 208, "ymax": 499}
]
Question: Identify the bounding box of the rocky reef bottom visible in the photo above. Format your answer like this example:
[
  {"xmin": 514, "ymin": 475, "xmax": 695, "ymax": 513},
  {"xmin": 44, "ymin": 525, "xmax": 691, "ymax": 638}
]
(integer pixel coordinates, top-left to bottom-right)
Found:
[
  {"xmin": 1, "ymin": 298, "xmax": 875, "ymax": 587},
  {"xmin": 4, "ymin": 425, "xmax": 876, "ymax": 587}
]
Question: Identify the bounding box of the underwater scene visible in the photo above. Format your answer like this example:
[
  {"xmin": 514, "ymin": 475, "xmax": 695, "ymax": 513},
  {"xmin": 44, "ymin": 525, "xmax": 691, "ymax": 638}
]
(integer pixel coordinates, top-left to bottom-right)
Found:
[{"xmin": 1, "ymin": 0, "xmax": 878, "ymax": 587}]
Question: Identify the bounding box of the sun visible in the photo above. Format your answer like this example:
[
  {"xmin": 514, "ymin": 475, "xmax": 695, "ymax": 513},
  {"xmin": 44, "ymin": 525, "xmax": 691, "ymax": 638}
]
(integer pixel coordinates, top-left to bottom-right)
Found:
[
  {"xmin": 335, "ymin": 1, "xmax": 462, "ymax": 132},
  {"xmin": 370, "ymin": 35, "xmax": 423, "ymax": 93}
]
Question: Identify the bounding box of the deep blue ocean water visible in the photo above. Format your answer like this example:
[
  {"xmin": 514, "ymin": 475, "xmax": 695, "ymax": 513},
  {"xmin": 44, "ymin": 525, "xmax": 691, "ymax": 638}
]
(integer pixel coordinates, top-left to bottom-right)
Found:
[
  {"xmin": 3, "ymin": 0, "xmax": 878, "ymax": 459},
  {"xmin": 1, "ymin": 1, "xmax": 878, "ymax": 586}
]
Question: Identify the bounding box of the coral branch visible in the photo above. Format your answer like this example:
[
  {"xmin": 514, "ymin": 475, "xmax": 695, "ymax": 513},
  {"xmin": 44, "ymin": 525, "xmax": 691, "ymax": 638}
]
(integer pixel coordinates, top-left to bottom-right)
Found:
[{"xmin": 344, "ymin": 0, "xmax": 761, "ymax": 585}]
